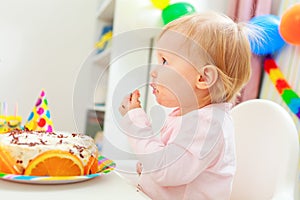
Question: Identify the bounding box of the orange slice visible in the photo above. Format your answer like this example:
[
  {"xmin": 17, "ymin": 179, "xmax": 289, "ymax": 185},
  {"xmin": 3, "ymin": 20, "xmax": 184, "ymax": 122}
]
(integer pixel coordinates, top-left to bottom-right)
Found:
[
  {"xmin": 84, "ymin": 155, "xmax": 98, "ymax": 175},
  {"xmin": 24, "ymin": 150, "xmax": 84, "ymax": 176},
  {"xmin": 0, "ymin": 146, "xmax": 22, "ymax": 174}
]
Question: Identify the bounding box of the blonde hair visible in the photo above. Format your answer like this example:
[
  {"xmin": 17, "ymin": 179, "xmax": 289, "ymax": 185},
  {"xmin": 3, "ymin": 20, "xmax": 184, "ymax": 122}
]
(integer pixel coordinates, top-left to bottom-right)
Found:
[{"xmin": 158, "ymin": 12, "xmax": 253, "ymax": 103}]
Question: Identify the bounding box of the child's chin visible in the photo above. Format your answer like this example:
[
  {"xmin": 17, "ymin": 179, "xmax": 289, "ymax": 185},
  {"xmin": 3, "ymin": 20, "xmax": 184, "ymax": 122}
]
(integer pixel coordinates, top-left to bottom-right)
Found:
[{"xmin": 157, "ymin": 101, "xmax": 177, "ymax": 108}]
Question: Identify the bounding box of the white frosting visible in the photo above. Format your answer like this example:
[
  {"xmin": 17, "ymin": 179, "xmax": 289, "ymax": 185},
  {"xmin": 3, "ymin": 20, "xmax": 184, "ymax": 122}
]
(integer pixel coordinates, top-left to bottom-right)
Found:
[{"xmin": 0, "ymin": 131, "xmax": 98, "ymax": 170}]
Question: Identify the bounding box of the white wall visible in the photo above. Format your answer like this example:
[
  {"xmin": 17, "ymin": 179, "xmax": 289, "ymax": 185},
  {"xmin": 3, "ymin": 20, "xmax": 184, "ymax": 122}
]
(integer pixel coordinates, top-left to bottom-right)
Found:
[{"xmin": 0, "ymin": 0, "xmax": 98, "ymax": 132}]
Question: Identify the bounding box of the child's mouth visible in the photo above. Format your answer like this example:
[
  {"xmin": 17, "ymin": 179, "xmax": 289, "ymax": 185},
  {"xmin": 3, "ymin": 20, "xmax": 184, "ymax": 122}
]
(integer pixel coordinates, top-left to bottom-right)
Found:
[{"xmin": 150, "ymin": 83, "xmax": 158, "ymax": 94}]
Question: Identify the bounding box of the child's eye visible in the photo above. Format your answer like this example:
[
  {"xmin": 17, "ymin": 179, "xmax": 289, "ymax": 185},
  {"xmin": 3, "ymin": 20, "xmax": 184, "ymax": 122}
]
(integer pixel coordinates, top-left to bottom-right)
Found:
[{"xmin": 162, "ymin": 57, "xmax": 168, "ymax": 65}]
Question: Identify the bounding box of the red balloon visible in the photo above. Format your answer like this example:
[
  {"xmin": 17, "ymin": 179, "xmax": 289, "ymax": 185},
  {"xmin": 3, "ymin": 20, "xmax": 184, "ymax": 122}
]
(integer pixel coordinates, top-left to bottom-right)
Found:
[{"xmin": 279, "ymin": 3, "xmax": 300, "ymax": 45}]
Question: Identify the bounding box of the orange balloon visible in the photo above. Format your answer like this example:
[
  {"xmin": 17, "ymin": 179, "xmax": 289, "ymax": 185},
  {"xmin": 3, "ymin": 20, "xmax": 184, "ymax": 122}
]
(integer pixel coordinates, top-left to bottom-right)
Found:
[{"xmin": 279, "ymin": 3, "xmax": 300, "ymax": 45}]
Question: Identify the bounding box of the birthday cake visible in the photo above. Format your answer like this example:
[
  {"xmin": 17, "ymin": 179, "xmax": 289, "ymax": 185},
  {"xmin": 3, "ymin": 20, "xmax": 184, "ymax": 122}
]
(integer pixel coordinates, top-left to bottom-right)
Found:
[
  {"xmin": 0, "ymin": 90, "xmax": 112, "ymax": 176},
  {"xmin": 0, "ymin": 130, "xmax": 99, "ymax": 176}
]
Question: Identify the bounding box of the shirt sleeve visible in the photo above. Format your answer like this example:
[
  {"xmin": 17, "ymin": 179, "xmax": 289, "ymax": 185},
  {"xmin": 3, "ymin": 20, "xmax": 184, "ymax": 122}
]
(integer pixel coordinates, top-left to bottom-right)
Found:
[{"xmin": 121, "ymin": 108, "xmax": 224, "ymax": 187}]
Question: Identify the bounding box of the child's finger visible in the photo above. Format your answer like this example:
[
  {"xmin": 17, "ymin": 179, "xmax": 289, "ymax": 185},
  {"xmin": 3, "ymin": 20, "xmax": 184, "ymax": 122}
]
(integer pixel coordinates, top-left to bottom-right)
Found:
[
  {"xmin": 121, "ymin": 96, "xmax": 129, "ymax": 107},
  {"xmin": 131, "ymin": 90, "xmax": 140, "ymax": 103},
  {"xmin": 127, "ymin": 93, "xmax": 132, "ymax": 101},
  {"xmin": 133, "ymin": 89, "xmax": 140, "ymax": 96}
]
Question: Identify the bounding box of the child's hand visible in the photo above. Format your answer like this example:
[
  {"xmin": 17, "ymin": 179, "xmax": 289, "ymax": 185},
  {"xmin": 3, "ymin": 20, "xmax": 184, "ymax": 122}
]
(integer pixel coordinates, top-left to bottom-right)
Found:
[
  {"xmin": 136, "ymin": 161, "xmax": 143, "ymax": 176},
  {"xmin": 119, "ymin": 90, "xmax": 141, "ymax": 116}
]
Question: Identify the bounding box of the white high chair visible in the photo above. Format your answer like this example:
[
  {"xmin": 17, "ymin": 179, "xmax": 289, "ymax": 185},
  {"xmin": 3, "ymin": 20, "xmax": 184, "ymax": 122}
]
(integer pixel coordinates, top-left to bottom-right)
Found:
[{"xmin": 230, "ymin": 99, "xmax": 299, "ymax": 200}]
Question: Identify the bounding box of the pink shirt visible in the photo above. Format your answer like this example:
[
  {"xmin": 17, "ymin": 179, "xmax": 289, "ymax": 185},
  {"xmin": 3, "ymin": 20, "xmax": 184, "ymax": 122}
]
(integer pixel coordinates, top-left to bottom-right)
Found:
[{"xmin": 121, "ymin": 103, "xmax": 236, "ymax": 200}]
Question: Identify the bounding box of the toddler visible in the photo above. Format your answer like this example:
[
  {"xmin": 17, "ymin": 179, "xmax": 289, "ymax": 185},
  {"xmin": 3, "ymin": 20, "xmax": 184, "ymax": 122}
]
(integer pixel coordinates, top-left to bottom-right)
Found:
[{"xmin": 119, "ymin": 12, "xmax": 254, "ymax": 200}]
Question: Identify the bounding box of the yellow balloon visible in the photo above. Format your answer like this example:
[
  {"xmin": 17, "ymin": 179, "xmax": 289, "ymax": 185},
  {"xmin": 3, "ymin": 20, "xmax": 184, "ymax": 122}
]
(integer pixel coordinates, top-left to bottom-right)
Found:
[{"xmin": 151, "ymin": 0, "xmax": 170, "ymax": 9}]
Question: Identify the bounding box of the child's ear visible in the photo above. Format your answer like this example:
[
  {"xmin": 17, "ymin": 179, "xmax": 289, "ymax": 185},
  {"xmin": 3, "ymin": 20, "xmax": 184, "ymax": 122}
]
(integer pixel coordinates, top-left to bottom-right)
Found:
[{"xmin": 195, "ymin": 65, "xmax": 218, "ymax": 89}]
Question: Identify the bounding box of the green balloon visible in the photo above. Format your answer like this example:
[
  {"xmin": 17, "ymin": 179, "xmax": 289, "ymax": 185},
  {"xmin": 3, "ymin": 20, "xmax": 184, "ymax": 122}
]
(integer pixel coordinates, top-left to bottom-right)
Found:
[{"xmin": 162, "ymin": 2, "xmax": 196, "ymax": 25}]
